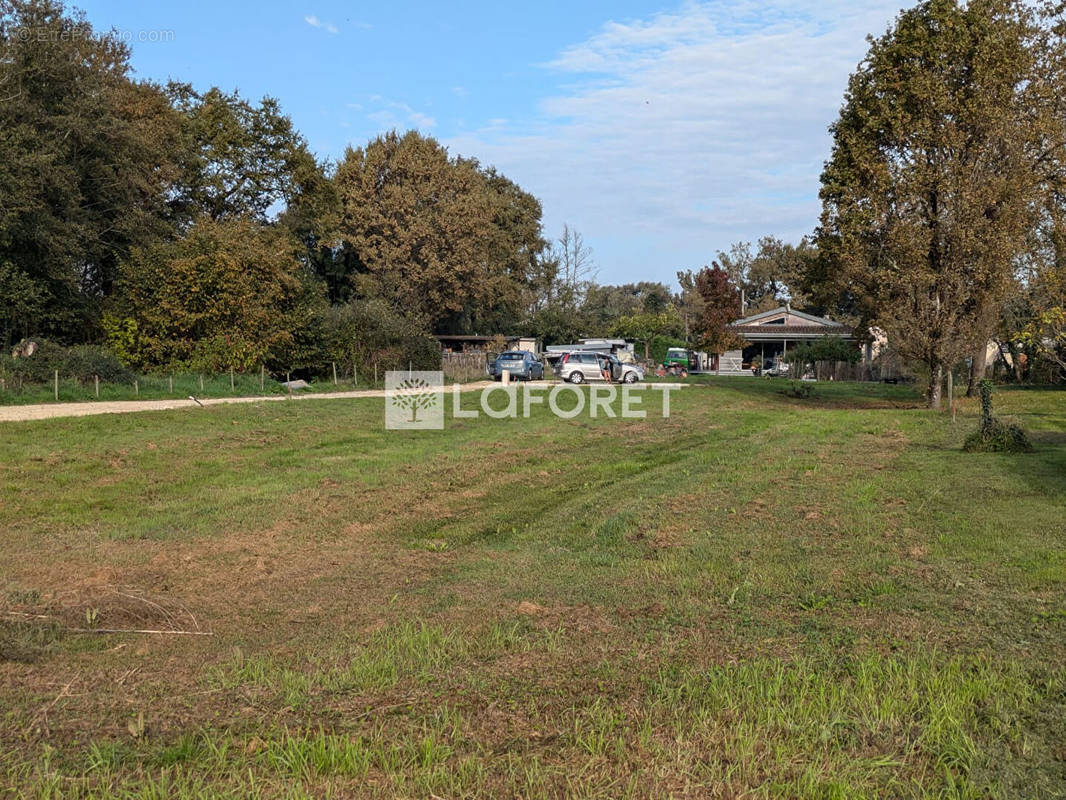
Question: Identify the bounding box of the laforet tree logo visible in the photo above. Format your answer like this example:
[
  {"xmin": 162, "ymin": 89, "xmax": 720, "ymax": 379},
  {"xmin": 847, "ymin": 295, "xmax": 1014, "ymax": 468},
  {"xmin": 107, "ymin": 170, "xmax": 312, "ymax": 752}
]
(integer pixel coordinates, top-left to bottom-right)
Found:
[
  {"xmin": 385, "ymin": 371, "xmax": 444, "ymax": 429},
  {"xmin": 395, "ymin": 377, "xmax": 435, "ymax": 421}
]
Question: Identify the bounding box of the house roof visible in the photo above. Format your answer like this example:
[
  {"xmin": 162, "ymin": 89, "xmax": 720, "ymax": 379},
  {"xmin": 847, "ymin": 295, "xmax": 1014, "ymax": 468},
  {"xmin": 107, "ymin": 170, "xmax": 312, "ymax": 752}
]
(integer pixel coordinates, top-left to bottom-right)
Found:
[
  {"xmin": 731, "ymin": 306, "xmax": 846, "ymax": 328},
  {"xmin": 435, "ymin": 334, "xmax": 536, "ymax": 343},
  {"xmin": 728, "ymin": 306, "xmax": 853, "ymax": 341}
]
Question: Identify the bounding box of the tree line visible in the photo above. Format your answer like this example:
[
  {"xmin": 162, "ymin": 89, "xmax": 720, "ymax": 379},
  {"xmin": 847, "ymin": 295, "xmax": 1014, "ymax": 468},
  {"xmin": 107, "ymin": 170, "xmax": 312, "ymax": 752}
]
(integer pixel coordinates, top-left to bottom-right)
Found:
[
  {"xmin": 0, "ymin": 1, "xmax": 675, "ymax": 375},
  {"xmin": 3, "ymin": 0, "xmax": 1066, "ymax": 404}
]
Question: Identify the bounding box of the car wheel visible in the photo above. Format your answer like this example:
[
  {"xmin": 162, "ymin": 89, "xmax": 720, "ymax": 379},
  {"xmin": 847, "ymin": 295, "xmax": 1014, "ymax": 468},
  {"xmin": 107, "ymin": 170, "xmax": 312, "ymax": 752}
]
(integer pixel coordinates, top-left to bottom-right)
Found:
[
  {"xmin": 568, "ymin": 371, "xmax": 584, "ymax": 384},
  {"xmin": 624, "ymin": 371, "xmax": 638, "ymax": 383}
]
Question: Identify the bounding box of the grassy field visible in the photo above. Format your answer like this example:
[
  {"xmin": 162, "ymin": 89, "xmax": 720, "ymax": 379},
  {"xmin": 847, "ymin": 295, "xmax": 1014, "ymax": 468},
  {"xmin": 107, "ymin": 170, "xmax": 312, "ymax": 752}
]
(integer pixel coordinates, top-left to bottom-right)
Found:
[{"xmin": 1, "ymin": 378, "xmax": 1064, "ymax": 798}]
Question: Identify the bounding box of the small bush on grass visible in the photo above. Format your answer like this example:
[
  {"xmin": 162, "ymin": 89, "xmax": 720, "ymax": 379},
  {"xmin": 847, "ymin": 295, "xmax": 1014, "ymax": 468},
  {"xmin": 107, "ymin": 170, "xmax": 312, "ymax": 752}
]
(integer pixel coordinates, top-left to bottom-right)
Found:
[
  {"xmin": 781, "ymin": 381, "xmax": 815, "ymax": 399},
  {"xmin": 963, "ymin": 380, "xmax": 1032, "ymax": 453}
]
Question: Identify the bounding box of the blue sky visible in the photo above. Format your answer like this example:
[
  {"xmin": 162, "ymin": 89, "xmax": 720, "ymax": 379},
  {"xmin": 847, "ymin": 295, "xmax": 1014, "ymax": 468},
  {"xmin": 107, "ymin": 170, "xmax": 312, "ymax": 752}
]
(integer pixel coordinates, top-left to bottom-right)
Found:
[{"xmin": 76, "ymin": 0, "xmax": 905, "ymax": 288}]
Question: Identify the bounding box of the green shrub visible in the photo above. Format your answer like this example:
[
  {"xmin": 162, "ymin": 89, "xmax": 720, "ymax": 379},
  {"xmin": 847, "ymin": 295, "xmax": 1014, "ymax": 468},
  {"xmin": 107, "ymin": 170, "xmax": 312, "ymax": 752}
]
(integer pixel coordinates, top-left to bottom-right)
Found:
[
  {"xmin": 963, "ymin": 380, "xmax": 1032, "ymax": 453},
  {"xmin": 319, "ymin": 300, "xmax": 441, "ymax": 376},
  {"xmin": 109, "ymin": 217, "xmax": 324, "ymax": 372},
  {"xmin": 963, "ymin": 419, "xmax": 1032, "ymax": 453},
  {"xmin": 0, "ymin": 340, "xmax": 133, "ymax": 385},
  {"xmin": 61, "ymin": 345, "xmax": 134, "ymax": 383},
  {"xmin": 780, "ymin": 381, "xmax": 815, "ymax": 399},
  {"xmin": 785, "ymin": 336, "xmax": 861, "ymax": 366}
]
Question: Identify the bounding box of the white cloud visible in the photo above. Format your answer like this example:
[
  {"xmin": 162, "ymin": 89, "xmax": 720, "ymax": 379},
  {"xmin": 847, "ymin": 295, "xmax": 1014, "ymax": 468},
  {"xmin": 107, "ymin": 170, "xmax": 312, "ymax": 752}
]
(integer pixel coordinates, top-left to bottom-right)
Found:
[
  {"xmin": 446, "ymin": 0, "xmax": 903, "ymax": 284},
  {"xmin": 366, "ymin": 98, "xmax": 437, "ymax": 132},
  {"xmin": 304, "ymin": 14, "xmax": 339, "ymax": 34},
  {"xmin": 409, "ymin": 111, "xmax": 438, "ymax": 129}
]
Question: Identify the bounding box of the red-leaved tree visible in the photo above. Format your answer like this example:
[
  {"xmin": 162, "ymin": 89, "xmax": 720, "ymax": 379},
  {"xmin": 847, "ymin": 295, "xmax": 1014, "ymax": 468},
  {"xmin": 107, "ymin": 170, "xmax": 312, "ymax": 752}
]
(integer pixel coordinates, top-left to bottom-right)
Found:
[{"xmin": 695, "ymin": 264, "xmax": 746, "ymax": 354}]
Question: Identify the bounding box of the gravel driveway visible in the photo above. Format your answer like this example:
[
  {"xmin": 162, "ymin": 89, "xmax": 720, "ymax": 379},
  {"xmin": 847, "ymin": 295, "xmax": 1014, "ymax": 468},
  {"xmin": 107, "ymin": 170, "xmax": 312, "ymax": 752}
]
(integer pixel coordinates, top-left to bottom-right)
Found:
[{"xmin": 0, "ymin": 382, "xmax": 498, "ymax": 423}]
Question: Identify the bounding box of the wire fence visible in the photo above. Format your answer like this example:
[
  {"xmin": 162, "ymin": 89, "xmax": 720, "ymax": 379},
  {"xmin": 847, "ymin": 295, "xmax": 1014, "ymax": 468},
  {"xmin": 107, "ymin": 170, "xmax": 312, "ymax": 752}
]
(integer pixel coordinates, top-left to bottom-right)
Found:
[{"xmin": 0, "ymin": 356, "xmax": 497, "ymax": 406}]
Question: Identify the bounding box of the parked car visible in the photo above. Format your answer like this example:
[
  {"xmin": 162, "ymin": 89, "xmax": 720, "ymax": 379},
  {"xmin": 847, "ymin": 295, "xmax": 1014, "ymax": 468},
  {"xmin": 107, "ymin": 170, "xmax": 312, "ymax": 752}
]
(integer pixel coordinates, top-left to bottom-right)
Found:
[
  {"xmin": 556, "ymin": 352, "xmax": 644, "ymax": 384},
  {"xmin": 489, "ymin": 350, "xmax": 544, "ymax": 381},
  {"xmin": 755, "ymin": 359, "xmax": 791, "ymax": 377}
]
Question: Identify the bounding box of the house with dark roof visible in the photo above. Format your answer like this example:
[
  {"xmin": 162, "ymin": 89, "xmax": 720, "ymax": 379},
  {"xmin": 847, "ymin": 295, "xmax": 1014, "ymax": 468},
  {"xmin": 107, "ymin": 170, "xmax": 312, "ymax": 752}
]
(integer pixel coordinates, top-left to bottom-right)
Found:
[{"xmin": 727, "ymin": 305, "xmax": 857, "ymax": 371}]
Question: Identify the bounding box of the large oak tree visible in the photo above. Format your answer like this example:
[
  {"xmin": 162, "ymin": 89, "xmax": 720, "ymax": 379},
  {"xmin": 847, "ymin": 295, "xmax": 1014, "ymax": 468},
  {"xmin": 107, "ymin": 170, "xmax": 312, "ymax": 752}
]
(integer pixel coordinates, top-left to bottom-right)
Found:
[{"xmin": 335, "ymin": 130, "xmax": 548, "ymax": 332}]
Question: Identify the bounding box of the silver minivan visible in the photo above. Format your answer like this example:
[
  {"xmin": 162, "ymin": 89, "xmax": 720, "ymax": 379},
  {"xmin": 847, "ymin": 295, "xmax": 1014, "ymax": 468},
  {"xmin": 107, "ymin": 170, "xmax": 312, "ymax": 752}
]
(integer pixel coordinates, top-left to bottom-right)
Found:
[{"xmin": 556, "ymin": 352, "xmax": 644, "ymax": 384}]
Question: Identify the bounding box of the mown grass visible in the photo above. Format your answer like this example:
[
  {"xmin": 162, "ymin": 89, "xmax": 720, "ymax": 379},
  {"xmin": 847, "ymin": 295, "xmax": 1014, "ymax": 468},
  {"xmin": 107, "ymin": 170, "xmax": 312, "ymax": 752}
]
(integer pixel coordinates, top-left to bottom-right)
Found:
[{"xmin": 0, "ymin": 378, "xmax": 1064, "ymax": 798}]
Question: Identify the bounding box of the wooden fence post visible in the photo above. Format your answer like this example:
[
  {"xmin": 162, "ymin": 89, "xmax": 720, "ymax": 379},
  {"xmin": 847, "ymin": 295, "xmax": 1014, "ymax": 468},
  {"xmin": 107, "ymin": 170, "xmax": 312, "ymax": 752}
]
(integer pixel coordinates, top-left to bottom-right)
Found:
[
  {"xmin": 332, "ymin": 362, "xmax": 337, "ymax": 385},
  {"xmin": 199, "ymin": 374, "xmax": 204, "ymax": 393},
  {"xmin": 134, "ymin": 378, "xmax": 139, "ymax": 396},
  {"xmin": 54, "ymin": 369, "xmax": 58, "ymax": 401},
  {"xmin": 946, "ymin": 370, "xmax": 953, "ymax": 415},
  {"xmin": 230, "ymin": 366, "xmax": 234, "ymax": 391},
  {"xmin": 260, "ymin": 364, "xmax": 265, "ymax": 392},
  {"xmin": 94, "ymin": 374, "xmax": 99, "ymax": 398},
  {"xmin": 169, "ymin": 375, "xmax": 173, "ymax": 393}
]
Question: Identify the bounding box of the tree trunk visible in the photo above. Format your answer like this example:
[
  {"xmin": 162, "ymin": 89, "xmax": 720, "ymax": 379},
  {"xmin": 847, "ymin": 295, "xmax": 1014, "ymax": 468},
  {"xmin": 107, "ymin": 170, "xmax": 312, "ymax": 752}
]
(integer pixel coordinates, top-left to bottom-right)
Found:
[
  {"xmin": 927, "ymin": 364, "xmax": 943, "ymax": 409},
  {"xmin": 966, "ymin": 343, "xmax": 988, "ymax": 397}
]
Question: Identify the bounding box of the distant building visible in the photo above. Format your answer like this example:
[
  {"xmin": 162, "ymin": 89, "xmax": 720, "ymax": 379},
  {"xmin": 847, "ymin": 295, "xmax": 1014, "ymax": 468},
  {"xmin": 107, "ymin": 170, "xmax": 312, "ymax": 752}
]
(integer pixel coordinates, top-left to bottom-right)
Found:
[
  {"xmin": 728, "ymin": 306, "xmax": 856, "ymax": 369},
  {"xmin": 436, "ymin": 335, "xmax": 540, "ymax": 354}
]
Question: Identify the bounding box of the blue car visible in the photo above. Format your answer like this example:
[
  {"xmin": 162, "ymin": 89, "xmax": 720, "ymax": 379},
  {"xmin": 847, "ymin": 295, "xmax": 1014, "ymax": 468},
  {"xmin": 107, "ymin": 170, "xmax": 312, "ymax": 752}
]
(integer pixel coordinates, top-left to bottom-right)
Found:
[{"xmin": 489, "ymin": 351, "xmax": 544, "ymax": 381}]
